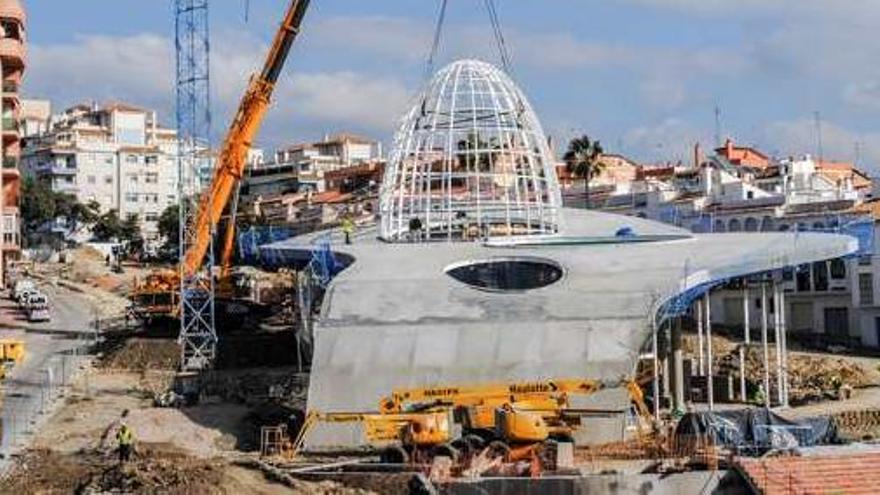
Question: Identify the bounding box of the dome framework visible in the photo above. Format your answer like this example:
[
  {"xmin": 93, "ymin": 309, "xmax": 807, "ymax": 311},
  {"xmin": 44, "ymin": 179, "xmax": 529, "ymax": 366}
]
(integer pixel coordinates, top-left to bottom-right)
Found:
[{"xmin": 380, "ymin": 59, "xmax": 562, "ymax": 241}]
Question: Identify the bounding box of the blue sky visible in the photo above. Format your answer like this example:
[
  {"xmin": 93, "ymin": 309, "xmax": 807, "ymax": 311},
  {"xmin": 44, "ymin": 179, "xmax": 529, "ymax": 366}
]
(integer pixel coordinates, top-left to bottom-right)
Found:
[{"xmin": 23, "ymin": 1, "xmax": 880, "ymax": 173}]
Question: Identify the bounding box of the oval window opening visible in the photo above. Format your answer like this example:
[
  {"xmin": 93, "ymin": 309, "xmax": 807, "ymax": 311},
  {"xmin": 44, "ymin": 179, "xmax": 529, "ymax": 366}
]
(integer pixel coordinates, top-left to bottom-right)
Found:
[{"xmin": 446, "ymin": 258, "xmax": 563, "ymax": 292}]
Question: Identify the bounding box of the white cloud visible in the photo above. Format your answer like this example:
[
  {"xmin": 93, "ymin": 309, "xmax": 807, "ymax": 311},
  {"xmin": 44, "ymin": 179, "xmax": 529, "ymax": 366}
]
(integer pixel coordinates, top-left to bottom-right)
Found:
[
  {"xmin": 624, "ymin": 118, "xmax": 710, "ymax": 164},
  {"xmin": 843, "ymin": 82, "xmax": 880, "ymax": 111},
  {"xmin": 28, "ymin": 34, "xmax": 173, "ymax": 112},
  {"xmin": 26, "ymin": 31, "xmax": 413, "ymax": 148}
]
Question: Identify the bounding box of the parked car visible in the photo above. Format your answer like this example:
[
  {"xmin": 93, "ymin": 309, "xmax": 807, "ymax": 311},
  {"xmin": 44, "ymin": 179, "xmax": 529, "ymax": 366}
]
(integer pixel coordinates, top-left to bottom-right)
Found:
[
  {"xmin": 25, "ymin": 293, "xmax": 50, "ymax": 322},
  {"xmin": 13, "ymin": 279, "xmax": 35, "ymax": 303}
]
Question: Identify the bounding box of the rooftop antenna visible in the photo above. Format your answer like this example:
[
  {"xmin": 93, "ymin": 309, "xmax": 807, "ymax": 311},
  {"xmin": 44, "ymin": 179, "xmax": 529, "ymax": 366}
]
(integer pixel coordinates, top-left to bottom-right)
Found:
[
  {"xmin": 243, "ymin": 0, "xmax": 250, "ymax": 22},
  {"xmin": 814, "ymin": 111, "xmax": 824, "ymax": 162},
  {"xmin": 714, "ymin": 105, "xmax": 722, "ymax": 148}
]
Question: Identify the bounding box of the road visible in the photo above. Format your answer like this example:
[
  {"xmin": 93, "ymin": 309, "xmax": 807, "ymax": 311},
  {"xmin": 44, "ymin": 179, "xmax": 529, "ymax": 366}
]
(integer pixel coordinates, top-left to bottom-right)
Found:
[{"xmin": 0, "ymin": 281, "xmax": 97, "ymax": 467}]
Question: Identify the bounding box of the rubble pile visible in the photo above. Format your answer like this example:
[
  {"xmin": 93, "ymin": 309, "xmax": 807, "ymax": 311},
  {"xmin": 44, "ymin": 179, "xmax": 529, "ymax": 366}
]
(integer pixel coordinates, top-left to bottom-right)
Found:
[
  {"xmin": 79, "ymin": 446, "xmax": 227, "ymax": 493},
  {"xmin": 2, "ymin": 446, "xmax": 373, "ymax": 494},
  {"xmin": 202, "ymin": 369, "xmax": 309, "ymax": 408},
  {"xmin": 99, "ymin": 338, "xmax": 181, "ymax": 371},
  {"xmin": 1, "ymin": 446, "xmax": 227, "ymax": 494}
]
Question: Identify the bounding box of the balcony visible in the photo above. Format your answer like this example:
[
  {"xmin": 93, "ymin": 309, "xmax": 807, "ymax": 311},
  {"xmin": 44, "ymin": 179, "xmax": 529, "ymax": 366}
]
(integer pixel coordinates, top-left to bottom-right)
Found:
[
  {"xmin": 2, "ymin": 117, "xmax": 18, "ymax": 136},
  {"xmin": 2, "ymin": 157, "xmax": 19, "ymax": 178},
  {"xmin": 0, "ymin": 38, "xmax": 24, "ymax": 66},
  {"xmin": 2, "ymin": 81, "xmax": 18, "ymax": 94}
]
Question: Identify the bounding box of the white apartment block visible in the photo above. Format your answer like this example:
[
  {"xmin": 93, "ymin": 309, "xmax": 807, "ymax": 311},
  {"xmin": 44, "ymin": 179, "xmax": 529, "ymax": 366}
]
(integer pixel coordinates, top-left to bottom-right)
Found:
[
  {"xmin": 21, "ymin": 101, "xmax": 179, "ymax": 246},
  {"xmin": 589, "ymin": 141, "xmax": 880, "ymax": 348}
]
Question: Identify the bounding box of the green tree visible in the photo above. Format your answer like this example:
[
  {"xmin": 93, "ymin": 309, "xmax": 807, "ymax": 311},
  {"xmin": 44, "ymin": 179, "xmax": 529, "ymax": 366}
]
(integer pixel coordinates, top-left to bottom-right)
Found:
[
  {"xmin": 55, "ymin": 194, "xmax": 100, "ymax": 234},
  {"xmin": 121, "ymin": 214, "xmax": 144, "ymax": 257},
  {"xmin": 456, "ymin": 132, "xmax": 499, "ymax": 172},
  {"xmin": 564, "ymin": 135, "xmax": 604, "ymax": 209},
  {"xmin": 157, "ymin": 203, "xmax": 180, "ymax": 251},
  {"xmin": 91, "ymin": 209, "xmax": 123, "ymax": 242},
  {"xmin": 20, "ymin": 177, "xmax": 56, "ymax": 232}
]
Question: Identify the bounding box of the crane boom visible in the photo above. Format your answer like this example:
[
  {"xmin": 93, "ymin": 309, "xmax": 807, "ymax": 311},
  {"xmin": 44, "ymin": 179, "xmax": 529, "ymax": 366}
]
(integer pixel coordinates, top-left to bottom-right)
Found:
[{"xmin": 182, "ymin": 0, "xmax": 310, "ymax": 279}]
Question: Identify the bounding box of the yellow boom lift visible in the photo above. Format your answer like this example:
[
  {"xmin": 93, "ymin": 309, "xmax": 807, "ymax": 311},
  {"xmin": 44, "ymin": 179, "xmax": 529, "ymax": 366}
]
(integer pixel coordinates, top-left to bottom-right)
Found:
[{"xmin": 285, "ymin": 377, "xmax": 620, "ymax": 465}]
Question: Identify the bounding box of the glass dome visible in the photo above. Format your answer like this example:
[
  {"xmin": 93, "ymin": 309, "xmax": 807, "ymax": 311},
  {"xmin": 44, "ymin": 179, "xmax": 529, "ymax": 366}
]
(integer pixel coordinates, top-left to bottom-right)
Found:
[{"xmin": 380, "ymin": 59, "xmax": 562, "ymax": 242}]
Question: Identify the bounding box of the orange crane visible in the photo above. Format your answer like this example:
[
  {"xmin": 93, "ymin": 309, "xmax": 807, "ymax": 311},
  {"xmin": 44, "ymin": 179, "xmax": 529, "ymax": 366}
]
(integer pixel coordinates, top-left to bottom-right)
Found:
[{"xmin": 131, "ymin": 0, "xmax": 311, "ymax": 320}]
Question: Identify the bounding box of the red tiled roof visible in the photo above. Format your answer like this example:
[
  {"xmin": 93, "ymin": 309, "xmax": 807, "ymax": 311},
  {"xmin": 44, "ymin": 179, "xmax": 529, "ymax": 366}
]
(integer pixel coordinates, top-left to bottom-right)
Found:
[
  {"xmin": 310, "ymin": 191, "xmax": 352, "ymax": 204},
  {"xmin": 737, "ymin": 453, "xmax": 880, "ymax": 495}
]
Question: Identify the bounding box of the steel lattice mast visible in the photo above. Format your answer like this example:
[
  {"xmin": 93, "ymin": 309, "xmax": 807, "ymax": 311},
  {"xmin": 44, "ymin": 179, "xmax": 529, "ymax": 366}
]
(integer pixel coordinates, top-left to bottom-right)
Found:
[{"xmin": 175, "ymin": 0, "xmax": 217, "ymax": 370}]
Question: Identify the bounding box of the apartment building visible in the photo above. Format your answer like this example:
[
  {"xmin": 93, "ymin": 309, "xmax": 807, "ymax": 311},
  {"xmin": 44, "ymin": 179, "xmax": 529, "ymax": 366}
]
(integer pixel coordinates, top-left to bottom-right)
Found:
[
  {"xmin": 0, "ymin": 0, "xmax": 25, "ymax": 281},
  {"xmin": 21, "ymin": 101, "xmax": 179, "ymax": 246},
  {"xmin": 587, "ymin": 139, "xmax": 878, "ymax": 347}
]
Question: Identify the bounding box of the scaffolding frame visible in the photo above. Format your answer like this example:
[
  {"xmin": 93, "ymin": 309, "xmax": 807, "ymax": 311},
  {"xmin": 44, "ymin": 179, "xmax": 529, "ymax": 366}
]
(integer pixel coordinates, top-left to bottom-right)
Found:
[
  {"xmin": 379, "ymin": 60, "xmax": 562, "ymax": 242},
  {"xmin": 175, "ymin": 0, "xmax": 217, "ymax": 371}
]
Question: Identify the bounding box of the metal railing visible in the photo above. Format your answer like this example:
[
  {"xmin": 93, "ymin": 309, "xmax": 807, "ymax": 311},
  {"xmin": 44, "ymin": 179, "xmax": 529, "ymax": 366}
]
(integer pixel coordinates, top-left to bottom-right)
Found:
[
  {"xmin": 0, "ymin": 344, "xmax": 95, "ymax": 465},
  {"xmin": 2, "ymin": 81, "xmax": 18, "ymax": 94},
  {"xmin": 2, "ymin": 156, "xmax": 17, "ymax": 169}
]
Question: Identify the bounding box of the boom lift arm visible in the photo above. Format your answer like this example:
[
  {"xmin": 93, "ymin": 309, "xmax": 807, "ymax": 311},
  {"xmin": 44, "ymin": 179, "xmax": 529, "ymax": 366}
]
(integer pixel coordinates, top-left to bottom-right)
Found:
[{"xmin": 182, "ymin": 0, "xmax": 311, "ymax": 280}]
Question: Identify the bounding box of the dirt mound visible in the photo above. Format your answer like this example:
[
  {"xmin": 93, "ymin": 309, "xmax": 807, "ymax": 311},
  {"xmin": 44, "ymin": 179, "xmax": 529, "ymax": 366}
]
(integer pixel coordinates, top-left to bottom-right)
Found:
[
  {"xmin": 1, "ymin": 445, "xmax": 229, "ymax": 494},
  {"xmin": 3, "ymin": 446, "xmax": 374, "ymax": 494},
  {"xmin": 99, "ymin": 338, "xmax": 181, "ymax": 371},
  {"xmin": 685, "ymin": 333, "xmax": 873, "ymax": 404}
]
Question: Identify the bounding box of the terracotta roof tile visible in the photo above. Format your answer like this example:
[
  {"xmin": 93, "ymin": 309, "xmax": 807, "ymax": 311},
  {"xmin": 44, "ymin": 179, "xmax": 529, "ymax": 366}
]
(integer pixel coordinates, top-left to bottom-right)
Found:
[{"xmin": 737, "ymin": 453, "xmax": 880, "ymax": 495}]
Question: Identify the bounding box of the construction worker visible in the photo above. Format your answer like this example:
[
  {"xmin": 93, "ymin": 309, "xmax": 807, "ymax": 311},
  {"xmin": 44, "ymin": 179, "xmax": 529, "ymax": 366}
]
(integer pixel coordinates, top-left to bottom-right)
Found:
[
  {"xmin": 116, "ymin": 423, "xmax": 135, "ymax": 463},
  {"xmin": 341, "ymin": 215, "xmax": 355, "ymax": 245}
]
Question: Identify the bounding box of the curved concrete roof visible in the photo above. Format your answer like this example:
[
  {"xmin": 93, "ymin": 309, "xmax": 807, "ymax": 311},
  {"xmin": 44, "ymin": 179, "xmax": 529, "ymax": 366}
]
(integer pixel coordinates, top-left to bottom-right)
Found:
[{"xmin": 265, "ymin": 208, "xmax": 856, "ymax": 447}]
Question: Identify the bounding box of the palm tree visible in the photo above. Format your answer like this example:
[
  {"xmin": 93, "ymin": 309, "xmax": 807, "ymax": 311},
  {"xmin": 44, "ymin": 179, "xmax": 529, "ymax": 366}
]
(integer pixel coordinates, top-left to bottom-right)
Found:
[{"xmin": 564, "ymin": 135, "xmax": 604, "ymax": 209}]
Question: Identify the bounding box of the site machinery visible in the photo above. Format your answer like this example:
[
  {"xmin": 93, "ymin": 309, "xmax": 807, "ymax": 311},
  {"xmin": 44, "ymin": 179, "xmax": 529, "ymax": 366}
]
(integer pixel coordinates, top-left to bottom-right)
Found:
[
  {"xmin": 130, "ymin": 0, "xmax": 311, "ymax": 323},
  {"xmin": 275, "ymin": 377, "xmax": 650, "ymax": 467}
]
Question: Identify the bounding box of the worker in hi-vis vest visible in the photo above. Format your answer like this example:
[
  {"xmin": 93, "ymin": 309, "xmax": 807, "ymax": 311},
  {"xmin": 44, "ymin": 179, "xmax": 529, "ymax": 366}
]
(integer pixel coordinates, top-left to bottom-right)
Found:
[{"xmin": 116, "ymin": 423, "xmax": 135, "ymax": 463}]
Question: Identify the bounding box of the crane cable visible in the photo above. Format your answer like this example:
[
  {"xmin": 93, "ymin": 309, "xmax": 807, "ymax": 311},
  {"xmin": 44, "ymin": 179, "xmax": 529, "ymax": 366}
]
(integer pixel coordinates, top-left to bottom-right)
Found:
[
  {"xmin": 425, "ymin": 0, "xmax": 449, "ymax": 80},
  {"xmin": 425, "ymin": 0, "xmax": 513, "ymax": 78},
  {"xmin": 483, "ymin": 0, "xmax": 513, "ymax": 74}
]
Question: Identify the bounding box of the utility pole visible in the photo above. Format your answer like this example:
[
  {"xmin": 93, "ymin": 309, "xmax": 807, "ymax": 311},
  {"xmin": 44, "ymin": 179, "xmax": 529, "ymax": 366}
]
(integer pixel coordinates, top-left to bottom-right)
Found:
[
  {"xmin": 714, "ymin": 105, "xmax": 722, "ymax": 148},
  {"xmin": 814, "ymin": 111, "xmax": 824, "ymax": 163},
  {"xmin": 176, "ymin": 0, "xmax": 217, "ymax": 370}
]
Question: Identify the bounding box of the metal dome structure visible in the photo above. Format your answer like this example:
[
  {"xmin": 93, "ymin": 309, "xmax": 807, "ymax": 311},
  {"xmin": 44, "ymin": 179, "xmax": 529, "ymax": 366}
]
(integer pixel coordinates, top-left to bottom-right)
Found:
[{"xmin": 380, "ymin": 59, "xmax": 562, "ymax": 242}]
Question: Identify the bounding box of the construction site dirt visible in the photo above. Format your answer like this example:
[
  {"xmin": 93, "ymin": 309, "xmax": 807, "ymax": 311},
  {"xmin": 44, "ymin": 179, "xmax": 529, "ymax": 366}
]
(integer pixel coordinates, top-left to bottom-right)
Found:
[{"xmin": 0, "ymin": 341, "xmax": 378, "ymax": 494}]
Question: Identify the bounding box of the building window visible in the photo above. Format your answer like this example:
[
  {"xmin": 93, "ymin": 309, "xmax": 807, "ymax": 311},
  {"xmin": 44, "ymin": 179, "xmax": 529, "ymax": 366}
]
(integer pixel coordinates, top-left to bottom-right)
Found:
[
  {"xmin": 126, "ymin": 154, "xmax": 138, "ymax": 164},
  {"xmin": 129, "ymin": 174, "xmax": 138, "ymax": 183},
  {"xmin": 796, "ymin": 264, "xmax": 811, "ymax": 292},
  {"xmin": 104, "ymin": 176, "xmax": 114, "ymax": 184},
  {"xmin": 126, "ymin": 193, "xmax": 138, "ymax": 203},
  {"xmin": 812, "ymin": 261, "xmax": 829, "ymax": 291},
  {"xmin": 145, "ymin": 156, "xmax": 158, "ymax": 165},
  {"xmin": 145, "ymin": 213, "xmax": 159, "ymax": 222},
  {"xmin": 829, "ymin": 259, "xmax": 846, "ymax": 279},
  {"xmin": 105, "ymin": 156, "xmax": 114, "ymax": 165},
  {"xmin": 87, "ymin": 175, "xmax": 96, "ymax": 184},
  {"xmin": 145, "ymin": 173, "xmax": 158, "ymax": 184},
  {"xmin": 860, "ymin": 273, "xmax": 874, "ymax": 306}
]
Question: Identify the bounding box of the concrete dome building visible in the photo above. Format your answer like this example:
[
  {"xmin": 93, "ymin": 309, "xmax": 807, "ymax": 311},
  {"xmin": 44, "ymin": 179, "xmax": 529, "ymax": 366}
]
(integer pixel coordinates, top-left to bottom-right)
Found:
[
  {"xmin": 265, "ymin": 59, "xmax": 858, "ymax": 448},
  {"xmin": 380, "ymin": 60, "xmax": 561, "ymax": 242}
]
